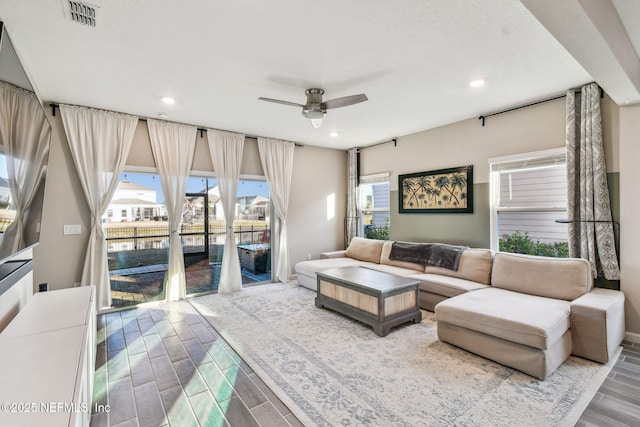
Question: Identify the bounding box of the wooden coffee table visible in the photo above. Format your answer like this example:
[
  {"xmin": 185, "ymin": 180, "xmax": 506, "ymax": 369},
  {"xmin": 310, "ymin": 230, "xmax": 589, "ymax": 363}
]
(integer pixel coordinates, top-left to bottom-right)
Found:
[{"xmin": 315, "ymin": 266, "xmax": 422, "ymax": 336}]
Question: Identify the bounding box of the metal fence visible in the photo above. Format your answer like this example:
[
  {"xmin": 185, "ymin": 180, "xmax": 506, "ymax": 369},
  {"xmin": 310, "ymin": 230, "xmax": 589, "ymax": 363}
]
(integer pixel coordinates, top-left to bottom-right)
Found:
[{"xmin": 105, "ymin": 224, "xmax": 270, "ymax": 253}]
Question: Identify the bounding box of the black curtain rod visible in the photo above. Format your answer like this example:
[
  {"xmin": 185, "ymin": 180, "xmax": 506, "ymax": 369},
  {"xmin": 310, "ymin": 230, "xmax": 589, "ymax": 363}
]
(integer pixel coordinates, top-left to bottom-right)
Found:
[
  {"xmin": 361, "ymin": 137, "xmax": 398, "ymax": 149},
  {"xmin": 48, "ymin": 102, "xmax": 304, "ymax": 146},
  {"xmin": 478, "ymin": 85, "xmax": 603, "ymax": 126}
]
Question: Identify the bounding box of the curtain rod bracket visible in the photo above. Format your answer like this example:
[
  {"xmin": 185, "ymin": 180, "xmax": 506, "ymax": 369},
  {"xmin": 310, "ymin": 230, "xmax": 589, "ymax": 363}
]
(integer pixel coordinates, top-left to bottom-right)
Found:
[
  {"xmin": 50, "ymin": 103, "xmax": 58, "ymax": 116},
  {"xmin": 393, "ymin": 138, "xmax": 397, "ymax": 147},
  {"xmin": 479, "ymin": 116, "xmax": 485, "ymax": 126}
]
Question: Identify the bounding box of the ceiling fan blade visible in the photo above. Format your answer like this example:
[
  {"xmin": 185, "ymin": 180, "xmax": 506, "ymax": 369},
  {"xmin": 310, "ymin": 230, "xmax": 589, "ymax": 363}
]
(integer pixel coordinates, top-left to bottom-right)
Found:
[
  {"xmin": 310, "ymin": 118, "xmax": 323, "ymax": 128},
  {"xmin": 258, "ymin": 97, "xmax": 305, "ymax": 108},
  {"xmin": 323, "ymin": 94, "xmax": 368, "ymax": 109}
]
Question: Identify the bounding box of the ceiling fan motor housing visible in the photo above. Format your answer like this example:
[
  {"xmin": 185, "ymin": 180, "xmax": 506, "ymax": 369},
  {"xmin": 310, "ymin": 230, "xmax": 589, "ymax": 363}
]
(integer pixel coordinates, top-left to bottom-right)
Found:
[{"xmin": 303, "ymin": 88, "xmax": 326, "ymax": 119}]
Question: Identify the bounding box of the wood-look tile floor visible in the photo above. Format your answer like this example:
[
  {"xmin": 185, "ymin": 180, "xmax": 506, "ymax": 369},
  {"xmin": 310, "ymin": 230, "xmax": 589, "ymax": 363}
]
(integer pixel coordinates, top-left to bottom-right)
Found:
[
  {"xmin": 90, "ymin": 300, "xmax": 303, "ymax": 427},
  {"xmin": 577, "ymin": 341, "xmax": 640, "ymax": 427},
  {"xmin": 90, "ymin": 296, "xmax": 640, "ymax": 427}
]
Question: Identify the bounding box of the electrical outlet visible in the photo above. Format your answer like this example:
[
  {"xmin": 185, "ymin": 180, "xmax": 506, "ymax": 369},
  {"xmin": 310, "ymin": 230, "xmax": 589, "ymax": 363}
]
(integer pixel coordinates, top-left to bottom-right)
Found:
[
  {"xmin": 63, "ymin": 224, "xmax": 81, "ymax": 235},
  {"xmin": 307, "ymin": 253, "xmax": 312, "ymax": 260}
]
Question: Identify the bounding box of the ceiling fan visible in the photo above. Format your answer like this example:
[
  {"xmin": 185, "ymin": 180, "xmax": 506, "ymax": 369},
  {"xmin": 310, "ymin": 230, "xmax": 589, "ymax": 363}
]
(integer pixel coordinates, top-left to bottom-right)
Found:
[{"xmin": 258, "ymin": 88, "xmax": 368, "ymax": 128}]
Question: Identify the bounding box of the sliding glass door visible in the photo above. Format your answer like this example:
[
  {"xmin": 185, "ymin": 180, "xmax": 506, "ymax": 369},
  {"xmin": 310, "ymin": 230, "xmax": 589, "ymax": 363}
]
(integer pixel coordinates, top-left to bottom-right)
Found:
[
  {"xmin": 104, "ymin": 172, "xmax": 272, "ymax": 308},
  {"xmin": 184, "ymin": 176, "xmax": 271, "ymax": 295}
]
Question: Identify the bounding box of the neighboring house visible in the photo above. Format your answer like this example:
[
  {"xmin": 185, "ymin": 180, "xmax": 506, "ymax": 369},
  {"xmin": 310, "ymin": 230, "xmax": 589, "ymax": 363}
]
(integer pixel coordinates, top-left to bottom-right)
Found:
[
  {"xmin": 103, "ymin": 181, "xmax": 165, "ymax": 222},
  {"xmin": 185, "ymin": 186, "xmax": 268, "ymax": 222},
  {"xmin": 238, "ymin": 195, "xmax": 270, "ymax": 221},
  {"xmin": 0, "ymin": 176, "xmax": 12, "ymax": 209}
]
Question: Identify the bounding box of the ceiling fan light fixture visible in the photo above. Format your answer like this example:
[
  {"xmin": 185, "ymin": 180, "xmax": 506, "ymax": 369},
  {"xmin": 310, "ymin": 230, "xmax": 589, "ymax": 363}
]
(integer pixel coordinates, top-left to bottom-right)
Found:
[
  {"xmin": 310, "ymin": 118, "xmax": 323, "ymax": 128},
  {"xmin": 302, "ymin": 108, "xmax": 325, "ymax": 119},
  {"xmin": 259, "ymin": 86, "xmax": 367, "ymax": 127}
]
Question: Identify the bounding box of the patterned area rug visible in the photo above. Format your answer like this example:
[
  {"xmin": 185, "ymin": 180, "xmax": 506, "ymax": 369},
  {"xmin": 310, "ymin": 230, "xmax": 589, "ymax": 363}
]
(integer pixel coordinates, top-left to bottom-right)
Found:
[{"xmin": 190, "ymin": 283, "xmax": 619, "ymax": 427}]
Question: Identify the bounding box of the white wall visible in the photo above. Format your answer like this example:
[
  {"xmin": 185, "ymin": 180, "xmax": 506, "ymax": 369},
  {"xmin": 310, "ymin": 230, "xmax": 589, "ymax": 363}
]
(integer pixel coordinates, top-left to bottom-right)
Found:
[
  {"xmin": 32, "ymin": 112, "xmax": 347, "ymax": 290},
  {"xmin": 620, "ymin": 104, "xmax": 640, "ymax": 335},
  {"xmin": 0, "ymin": 248, "xmax": 33, "ymax": 331}
]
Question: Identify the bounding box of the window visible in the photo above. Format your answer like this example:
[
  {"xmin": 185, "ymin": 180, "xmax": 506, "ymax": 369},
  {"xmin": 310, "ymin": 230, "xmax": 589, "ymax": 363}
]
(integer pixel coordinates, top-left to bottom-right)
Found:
[
  {"xmin": 359, "ymin": 173, "xmax": 390, "ymax": 239},
  {"xmin": 489, "ymin": 148, "xmax": 568, "ymax": 257},
  {"xmin": 0, "ymin": 152, "xmax": 13, "ymax": 234}
]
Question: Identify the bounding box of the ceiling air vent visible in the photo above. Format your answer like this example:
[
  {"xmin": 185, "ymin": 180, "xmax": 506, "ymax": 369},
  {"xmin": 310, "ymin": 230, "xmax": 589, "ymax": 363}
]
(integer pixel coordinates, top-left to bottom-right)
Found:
[{"xmin": 67, "ymin": 1, "xmax": 97, "ymax": 27}]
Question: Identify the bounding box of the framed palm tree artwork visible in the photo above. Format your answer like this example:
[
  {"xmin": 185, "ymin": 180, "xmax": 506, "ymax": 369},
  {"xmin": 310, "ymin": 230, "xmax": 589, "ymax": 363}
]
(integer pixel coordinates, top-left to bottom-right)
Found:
[{"xmin": 399, "ymin": 165, "xmax": 473, "ymax": 213}]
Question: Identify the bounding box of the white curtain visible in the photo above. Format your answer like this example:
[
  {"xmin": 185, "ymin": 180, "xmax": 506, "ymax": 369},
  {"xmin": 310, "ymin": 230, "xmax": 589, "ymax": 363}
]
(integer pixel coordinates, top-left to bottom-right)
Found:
[
  {"xmin": 60, "ymin": 104, "xmax": 138, "ymax": 309},
  {"xmin": 346, "ymin": 147, "xmax": 360, "ymax": 246},
  {"xmin": 566, "ymin": 83, "xmax": 620, "ymax": 280},
  {"xmin": 147, "ymin": 119, "xmax": 197, "ymax": 301},
  {"xmin": 0, "ymin": 82, "xmax": 50, "ymax": 259},
  {"xmin": 207, "ymin": 129, "xmax": 245, "ymax": 293},
  {"xmin": 257, "ymin": 137, "xmax": 294, "ymax": 283}
]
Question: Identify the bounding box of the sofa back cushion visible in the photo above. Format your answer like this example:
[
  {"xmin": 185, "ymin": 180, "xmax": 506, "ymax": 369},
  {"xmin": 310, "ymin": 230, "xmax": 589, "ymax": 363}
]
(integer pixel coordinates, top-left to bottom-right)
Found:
[
  {"xmin": 345, "ymin": 237, "xmax": 384, "ymax": 264},
  {"xmin": 380, "ymin": 241, "xmax": 424, "ymax": 271},
  {"xmin": 491, "ymin": 252, "xmax": 593, "ymax": 300},
  {"xmin": 424, "ymin": 248, "xmax": 494, "ymax": 284}
]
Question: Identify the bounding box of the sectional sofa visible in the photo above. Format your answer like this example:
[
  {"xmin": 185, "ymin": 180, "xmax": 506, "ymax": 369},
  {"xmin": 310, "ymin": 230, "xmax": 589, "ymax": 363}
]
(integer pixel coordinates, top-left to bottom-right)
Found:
[{"xmin": 294, "ymin": 237, "xmax": 625, "ymax": 379}]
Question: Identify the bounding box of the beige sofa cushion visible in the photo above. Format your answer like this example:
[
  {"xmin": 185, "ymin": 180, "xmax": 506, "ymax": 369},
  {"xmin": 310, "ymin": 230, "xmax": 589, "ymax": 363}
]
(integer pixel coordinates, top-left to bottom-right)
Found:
[
  {"xmin": 491, "ymin": 252, "xmax": 592, "ymax": 301},
  {"xmin": 435, "ymin": 288, "xmax": 571, "ymax": 350},
  {"xmin": 379, "ymin": 241, "xmax": 425, "ymax": 271},
  {"xmin": 570, "ymin": 288, "xmax": 625, "ymax": 363},
  {"xmin": 410, "ymin": 273, "xmax": 490, "ymax": 298},
  {"xmin": 424, "ymin": 248, "xmax": 493, "ymax": 284},
  {"xmin": 364, "ymin": 263, "xmax": 423, "ymax": 277},
  {"xmin": 344, "ymin": 237, "xmax": 384, "ymax": 263}
]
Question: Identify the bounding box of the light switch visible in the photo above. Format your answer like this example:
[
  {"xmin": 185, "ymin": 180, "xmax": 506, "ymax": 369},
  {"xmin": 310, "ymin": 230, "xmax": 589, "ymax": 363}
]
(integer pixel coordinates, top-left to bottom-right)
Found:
[{"xmin": 63, "ymin": 224, "xmax": 81, "ymax": 235}]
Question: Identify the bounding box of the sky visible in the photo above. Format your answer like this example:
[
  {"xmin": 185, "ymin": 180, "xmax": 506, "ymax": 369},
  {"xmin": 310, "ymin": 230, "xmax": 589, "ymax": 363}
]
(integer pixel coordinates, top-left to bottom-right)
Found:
[{"xmin": 0, "ymin": 154, "xmax": 6, "ymax": 179}]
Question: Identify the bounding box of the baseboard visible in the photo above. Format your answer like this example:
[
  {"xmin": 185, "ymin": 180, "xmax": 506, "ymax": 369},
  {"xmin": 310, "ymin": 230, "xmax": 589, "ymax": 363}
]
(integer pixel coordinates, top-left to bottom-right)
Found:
[{"xmin": 625, "ymin": 331, "xmax": 640, "ymax": 343}]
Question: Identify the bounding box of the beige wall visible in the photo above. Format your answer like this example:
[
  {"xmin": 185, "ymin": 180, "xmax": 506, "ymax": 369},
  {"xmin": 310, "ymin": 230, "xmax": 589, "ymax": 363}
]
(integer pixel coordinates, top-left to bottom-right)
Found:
[
  {"xmin": 620, "ymin": 104, "xmax": 640, "ymax": 335},
  {"xmin": 361, "ymin": 95, "xmax": 619, "ymax": 186},
  {"xmin": 33, "ymin": 108, "xmax": 89, "ymax": 290},
  {"xmin": 288, "ymin": 145, "xmax": 347, "ymax": 263},
  {"xmin": 361, "ymin": 97, "xmax": 571, "ymax": 246},
  {"xmin": 32, "ymin": 111, "xmax": 347, "ymax": 290},
  {"xmin": 360, "ymin": 95, "xmax": 619, "ymax": 247}
]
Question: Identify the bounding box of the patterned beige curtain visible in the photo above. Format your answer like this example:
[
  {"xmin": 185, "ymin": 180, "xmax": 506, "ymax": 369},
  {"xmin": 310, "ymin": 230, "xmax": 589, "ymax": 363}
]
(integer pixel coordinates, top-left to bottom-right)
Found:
[
  {"xmin": 566, "ymin": 83, "xmax": 620, "ymax": 280},
  {"xmin": 345, "ymin": 148, "xmax": 360, "ymax": 245}
]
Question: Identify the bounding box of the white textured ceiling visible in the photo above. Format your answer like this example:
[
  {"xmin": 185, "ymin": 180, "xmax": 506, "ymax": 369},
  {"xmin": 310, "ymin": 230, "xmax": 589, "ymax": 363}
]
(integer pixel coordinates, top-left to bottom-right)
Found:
[{"xmin": 0, "ymin": 0, "xmax": 637, "ymax": 149}]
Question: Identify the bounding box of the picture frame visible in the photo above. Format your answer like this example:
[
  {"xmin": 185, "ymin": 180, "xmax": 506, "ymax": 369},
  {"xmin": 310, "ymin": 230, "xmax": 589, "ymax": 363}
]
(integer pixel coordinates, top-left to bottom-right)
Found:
[{"xmin": 399, "ymin": 165, "xmax": 473, "ymax": 213}]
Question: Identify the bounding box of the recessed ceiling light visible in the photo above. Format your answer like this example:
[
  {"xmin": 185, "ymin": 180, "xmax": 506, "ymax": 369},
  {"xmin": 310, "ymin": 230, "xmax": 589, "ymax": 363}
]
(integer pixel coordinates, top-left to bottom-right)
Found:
[
  {"xmin": 330, "ymin": 131, "xmax": 339, "ymax": 138},
  {"xmin": 161, "ymin": 97, "xmax": 175, "ymax": 104},
  {"xmin": 469, "ymin": 78, "xmax": 487, "ymax": 88},
  {"xmin": 158, "ymin": 112, "xmax": 169, "ymax": 119}
]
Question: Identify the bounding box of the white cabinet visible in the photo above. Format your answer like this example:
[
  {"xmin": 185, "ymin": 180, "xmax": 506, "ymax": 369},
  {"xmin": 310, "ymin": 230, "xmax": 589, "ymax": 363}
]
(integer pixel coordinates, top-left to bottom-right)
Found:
[{"xmin": 0, "ymin": 286, "xmax": 96, "ymax": 427}]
